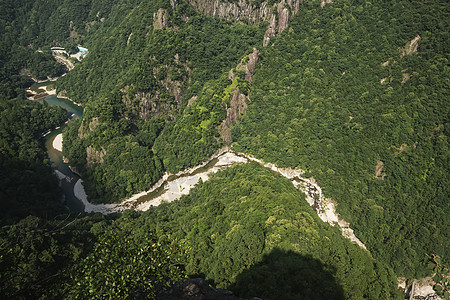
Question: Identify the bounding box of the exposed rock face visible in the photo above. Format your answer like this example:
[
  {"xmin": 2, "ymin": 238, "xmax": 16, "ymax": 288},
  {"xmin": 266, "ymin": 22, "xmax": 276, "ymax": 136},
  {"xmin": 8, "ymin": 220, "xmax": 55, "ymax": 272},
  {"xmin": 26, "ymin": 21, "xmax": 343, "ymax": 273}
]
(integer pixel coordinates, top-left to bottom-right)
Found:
[
  {"xmin": 402, "ymin": 35, "xmax": 421, "ymax": 56},
  {"xmin": 320, "ymin": 0, "xmax": 333, "ymax": 8},
  {"xmin": 218, "ymin": 49, "xmax": 258, "ymax": 144},
  {"xmin": 187, "ymin": 95, "xmax": 197, "ymax": 106},
  {"xmin": 153, "ymin": 8, "xmax": 170, "ymax": 30},
  {"xmin": 263, "ymin": 0, "xmax": 303, "ymax": 46},
  {"xmin": 78, "ymin": 117, "xmax": 99, "ymax": 138},
  {"xmin": 184, "ymin": 0, "xmax": 303, "ymax": 46},
  {"xmin": 218, "ymin": 88, "xmax": 248, "ymax": 144},
  {"xmin": 375, "ymin": 160, "xmax": 386, "ymax": 180},
  {"xmin": 186, "ymin": 0, "xmax": 273, "ymax": 25},
  {"xmin": 134, "ymin": 91, "xmax": 180, "ymax": 119},
  {"xmin": 86, "ymin": 145, "xmax": 106, "ymax": 167},
  {"xmin": 398, "ymin": 277, "xmax": 443, "ymax": 300},
  {"xmin": 121, "ymin": 58, "xmax": 189, "ymax": 120},
  {"xmin": 276, "ymin": 0, "xmax": 291, "ymax": 32},
  {"xmin": 234, "ymin": 48, "xmax": 259, "ymax": 84},
  {"xmin": 402, "ymin": 73, "xmax": 410, "ymax": 84},
  {"xmin": 263, "ymin": 15, "xmax": 277, "ymax": 46},
  {"xmin": 160, "ymin": 75, "xmax": 184, "ymax": 106}
]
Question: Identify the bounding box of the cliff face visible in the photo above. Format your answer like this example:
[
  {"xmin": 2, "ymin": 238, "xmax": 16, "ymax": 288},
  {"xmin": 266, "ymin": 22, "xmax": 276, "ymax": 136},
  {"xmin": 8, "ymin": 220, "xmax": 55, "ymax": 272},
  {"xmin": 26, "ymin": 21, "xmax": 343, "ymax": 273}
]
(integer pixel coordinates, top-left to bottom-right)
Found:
[
  {"xmin": 153, "ymin": 8, "xmax": 170, "ymax": 30},
  {"xmin": 184, "ymin": 0, "xmax": 303, "ymax": 46},
  {"xmin": 218, "ymin": 48, "xmax": 258, "ymax": 144},
  {"xmin": 120, "ymin": 55, "xmax": 190, "ymax": 120},
  {"xmin": 186, "ymin": 0, "xmax": 273, "ymax": 24}
]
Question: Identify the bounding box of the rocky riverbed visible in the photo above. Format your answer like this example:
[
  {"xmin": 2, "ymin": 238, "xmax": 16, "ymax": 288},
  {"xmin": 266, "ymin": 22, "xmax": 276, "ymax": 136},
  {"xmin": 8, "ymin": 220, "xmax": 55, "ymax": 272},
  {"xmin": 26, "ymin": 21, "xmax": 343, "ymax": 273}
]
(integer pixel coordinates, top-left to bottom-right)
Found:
[{"xmin": 72, "ymin": 148, "xmax": 368, "ymax": 250}]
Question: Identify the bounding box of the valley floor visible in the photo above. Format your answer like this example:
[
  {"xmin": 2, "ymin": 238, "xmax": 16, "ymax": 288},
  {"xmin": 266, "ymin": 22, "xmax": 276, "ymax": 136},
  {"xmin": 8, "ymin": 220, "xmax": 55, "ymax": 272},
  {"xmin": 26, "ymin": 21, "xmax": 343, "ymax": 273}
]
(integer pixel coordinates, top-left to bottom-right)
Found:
[{"xmin": 70, "ymin": 147, "xmax": 368, "ymax": 250}]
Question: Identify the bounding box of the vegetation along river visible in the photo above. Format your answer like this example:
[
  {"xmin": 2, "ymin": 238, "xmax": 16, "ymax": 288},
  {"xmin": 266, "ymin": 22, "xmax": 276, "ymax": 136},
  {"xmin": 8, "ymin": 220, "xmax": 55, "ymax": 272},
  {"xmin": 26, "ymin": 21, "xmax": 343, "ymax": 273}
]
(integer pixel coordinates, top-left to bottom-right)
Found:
[
  {"xmin": 29, "ymin": 81, "xmax": 85, "ymax": 212},
  {"xmin": 27, "ymin": 82, "xmax": 366, "ymax": 250}
]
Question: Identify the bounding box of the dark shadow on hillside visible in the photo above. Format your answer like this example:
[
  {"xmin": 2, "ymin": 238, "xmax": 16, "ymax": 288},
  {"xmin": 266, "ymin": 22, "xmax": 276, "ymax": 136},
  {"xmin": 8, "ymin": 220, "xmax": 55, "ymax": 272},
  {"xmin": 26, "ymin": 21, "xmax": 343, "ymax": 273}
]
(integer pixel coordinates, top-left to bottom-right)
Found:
[
  {"xmin": 0, "ymin": 155, "xmax": 67, "ymax": 226},
  {"xmin": 230, "ymin": 248, "xmax": 345, "ymax": 300}
]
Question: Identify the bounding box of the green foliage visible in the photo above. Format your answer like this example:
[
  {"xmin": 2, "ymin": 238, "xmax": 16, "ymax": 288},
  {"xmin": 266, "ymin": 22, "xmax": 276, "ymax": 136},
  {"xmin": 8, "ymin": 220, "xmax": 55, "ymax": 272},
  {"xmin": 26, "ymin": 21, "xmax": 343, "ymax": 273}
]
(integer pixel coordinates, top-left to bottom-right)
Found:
[
  {"xmin": 0, "ymin": 163, "xmax": 400, "ymax": 299},
  {"xmin": 233, "ymin": 249, "xmax": 345, "ymax": 300},
  {"xmin": 85, "ymin": 137, "xmax": 164, "ymax": 204},
  {"xmin": 58, "ymin": 1, "xmax": 263, "ymax": 104},
  {"xmin": 0, "ymin": 0, "xmax": 448, "ymax": 298},
  {"xmin": 153, "ymin": 75, "xmax": 229, "ymax": 172},
  {"xmin": 431, "ymin": 255, "xmax": 450, "ymax": 299},
  {"xmin": 0, "ymin": 214, "xmax": 100, "ymax": 298},
  {"xmin": 143, "ymin": 163, "xmax": 400, "ymax": 299},
  {"xmin": 233, "ymin": 0, "xmax": 449, "ymax": 277},
  {"xmin": 0, "ymin": 211, "xmax": 186, "ymax": 299},
  {"xmin": 57, "ymin": 0, "xmax": 263, "ymax": 200},
  {"xmin": 70, "ymin": 229, "xmax": 186, "ymax": 299},
  {"xmin": 0, "ymin": 98, "xmax": 67, "ymax": 225}
]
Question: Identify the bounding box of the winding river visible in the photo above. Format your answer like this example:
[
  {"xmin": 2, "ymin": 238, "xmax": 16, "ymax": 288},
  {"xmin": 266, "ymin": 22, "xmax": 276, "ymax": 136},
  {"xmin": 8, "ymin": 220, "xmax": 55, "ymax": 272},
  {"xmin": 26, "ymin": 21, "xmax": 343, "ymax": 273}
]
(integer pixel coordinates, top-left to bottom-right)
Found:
[
  {"xmin": 30, "ymin": 81, "xmax": 366, "ymax": 250},
  {"xmin": 29, "ymin": 81, "xmax": 85, "ymax": 212}
]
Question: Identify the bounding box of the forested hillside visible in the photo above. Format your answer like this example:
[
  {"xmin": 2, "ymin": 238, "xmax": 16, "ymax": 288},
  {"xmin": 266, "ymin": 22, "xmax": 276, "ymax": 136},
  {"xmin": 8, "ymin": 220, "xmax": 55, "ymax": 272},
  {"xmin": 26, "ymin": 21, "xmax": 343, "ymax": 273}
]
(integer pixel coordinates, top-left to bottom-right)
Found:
[
  {"xmin": 60, "ymin": 0, "xmax": 449, "ymax": 280},
  {"xmin": 144, "ymin": 163, "xmax": 400, "ymax": 299},
  {"xmin": 58, "ymin": 0, "xmax": 265, "ymax": 203},
  {"xmin": 0, "ymin": 99, "xmax": 67, "ymax": 225},
  {"xmin": 0, "ymin": 0, "xmax": 448, "ymax": 298},
  {"xmin": 0, "ymin": 163, "xmax": 400, "ymax": 299},
  {"xmin": 233, "ymin": 0, "xmax": 449, "ymax": 278}
]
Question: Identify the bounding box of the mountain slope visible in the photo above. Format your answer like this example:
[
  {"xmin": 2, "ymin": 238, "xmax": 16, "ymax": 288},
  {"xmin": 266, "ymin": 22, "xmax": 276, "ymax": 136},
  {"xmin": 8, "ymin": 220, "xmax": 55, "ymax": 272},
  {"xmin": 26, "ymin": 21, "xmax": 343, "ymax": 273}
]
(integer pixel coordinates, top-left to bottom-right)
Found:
[
  {"xmin": 233, "ymin": 0, "xmax": 449, "ymax": 277},
  {"xmin": 0, "ymin": 0, "xmax": 448, "ymax": 297}
]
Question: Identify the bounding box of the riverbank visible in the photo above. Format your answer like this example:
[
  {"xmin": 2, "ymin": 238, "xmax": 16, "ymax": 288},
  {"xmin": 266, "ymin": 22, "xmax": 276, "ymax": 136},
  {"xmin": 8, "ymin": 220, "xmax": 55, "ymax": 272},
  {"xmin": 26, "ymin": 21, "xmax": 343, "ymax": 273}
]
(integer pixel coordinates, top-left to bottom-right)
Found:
[
  {"xmin": 26, "ymin": 84, "xmax": 57, "ymax": 100},
  {"xmin": 28, "ymin": 77, "xmax": 86, "ymax": 212},
  {"xmin": 72, "ymin": 150, "xmax": 247, "ymax": 214},
  {"xmin": 72, "ymin": 147, "xmax": 368, "ymax": 250},
  {"xmin": 235, "ymin": 151, "xmax": 368, "ymax": 250},
  {"xmin": 56, "ymin": 91, "xmax": 83, "ymax": 107},
  {"xmin": 30, "ymin": 75, "xmax": 62, "ymax": 83},
  {"xmin": 26, "ymin": 75, "xmax": 82, "ymax": 108},
  {"xmin": 53, "ymin": 133, "xmax": 63, "ymax": 151}
]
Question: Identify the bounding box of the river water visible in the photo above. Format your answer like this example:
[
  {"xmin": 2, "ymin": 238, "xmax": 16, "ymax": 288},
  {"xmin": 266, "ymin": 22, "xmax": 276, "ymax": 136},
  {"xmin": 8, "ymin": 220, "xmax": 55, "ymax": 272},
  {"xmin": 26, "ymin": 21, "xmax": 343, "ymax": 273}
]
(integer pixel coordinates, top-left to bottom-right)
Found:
[
  {"xmin": 31, "ymin": 82, "xmax": 85, "ymax": 212},
  {"xmin": 27, "ymin": 82, "xmax": 367, "ymax": 250}
]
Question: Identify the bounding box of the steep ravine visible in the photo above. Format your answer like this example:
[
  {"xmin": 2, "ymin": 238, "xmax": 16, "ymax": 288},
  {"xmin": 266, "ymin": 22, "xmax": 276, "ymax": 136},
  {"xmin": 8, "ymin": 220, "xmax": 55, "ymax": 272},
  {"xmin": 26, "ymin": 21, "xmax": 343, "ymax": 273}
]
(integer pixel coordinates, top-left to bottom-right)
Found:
[{"xmin": 73, "ymin": 147, "xmax": 368, "ymax": 250}]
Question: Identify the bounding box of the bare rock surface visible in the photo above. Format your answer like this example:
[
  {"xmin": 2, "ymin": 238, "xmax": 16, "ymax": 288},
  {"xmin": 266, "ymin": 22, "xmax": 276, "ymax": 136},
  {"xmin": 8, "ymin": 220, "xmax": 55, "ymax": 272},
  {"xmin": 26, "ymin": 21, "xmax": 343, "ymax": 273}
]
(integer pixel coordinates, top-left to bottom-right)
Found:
[
  {"xmin": 402, "ymin": 35, "xmax": 421, "ymax": 56},
  {"xmin": 184, "ymin": 0, "xmax": 303, "ymax": 46},
  {"xmin": 154, "ymin": 8, "xmax": 170, "ymax": 30},
  {"xmin": 218, "ymin": 49, "xmax": 258, "ymax": 143},
  {"xmin": 86, "ymin": 146, "xmax": 106, "ymax": 167}
]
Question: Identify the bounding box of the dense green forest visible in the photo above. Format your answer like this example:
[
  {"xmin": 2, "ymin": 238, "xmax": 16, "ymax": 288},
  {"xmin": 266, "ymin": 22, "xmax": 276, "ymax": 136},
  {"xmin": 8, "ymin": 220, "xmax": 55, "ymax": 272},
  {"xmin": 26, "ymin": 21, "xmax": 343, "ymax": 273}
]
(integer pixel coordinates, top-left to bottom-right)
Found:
[
  {"xmin": 58, "ymin": 0, "xmax": 265, "ymax": 203},
  {"xmin": 233, "ymin": 0, "xmax": 449, "ymax": 278},
  {"xmin": 0, "ymin": 98, "xmax": 67, "ymax": 225},
  {"xmin": 0, "ymin": 0, "xmax": 448, "ymax": 298},
  {"xmin": 0, "ymin": 163, "xmax": 401, "ymax": 299},
  {"xmin": 60, "ymin": 0, "xmax": 449, "ymax": 281},
  {"xmin": 145, "ymin": 163, "xmax": 400, "ymax": 299}
]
